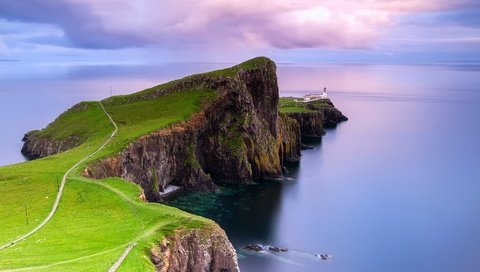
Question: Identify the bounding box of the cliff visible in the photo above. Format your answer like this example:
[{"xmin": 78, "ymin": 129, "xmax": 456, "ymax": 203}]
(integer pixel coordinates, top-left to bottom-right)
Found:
[
  {"xmin": 305, "ymin": 99, "xmax": 348, "ymax": 128},
  {"xmin": 279, "ymin": 97, "xmax": 347, "ymax": 138},
  {"xmin": 21, "ymin": 131, "xmax": 80, "ymax": 159},
  {"xmin": 278, "ymin": 113, "xmax": 302, "ymax": 163},
  {"xmin": 21, "ymin": 58, "xmax": 347, "ymax": 201},
  {"xmin": 151, "ymin": 224, "xmax": 239, "ymax": 272},
  {"xmin": 19, "ymin": 57, "xmax": 347, "ymax": 270},
  {"xmin": 81, "ymin": 58, "xmax": 302, "ymax": 201},
  {"xmin": 21, "ymin": 102, "xmax": 100, "ymax": 159}
]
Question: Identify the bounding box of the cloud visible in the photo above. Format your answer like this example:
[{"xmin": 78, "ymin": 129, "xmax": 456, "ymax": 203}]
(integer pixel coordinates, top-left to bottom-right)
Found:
[{"xmin": 0, "ymin": 0, "xmax": 478, "ymax": 50}]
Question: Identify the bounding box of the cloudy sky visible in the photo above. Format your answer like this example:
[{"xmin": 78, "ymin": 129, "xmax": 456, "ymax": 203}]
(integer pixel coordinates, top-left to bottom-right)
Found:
[{"xmin": 0, "ymin": 0, "xmax": 479, "ymax": 63}]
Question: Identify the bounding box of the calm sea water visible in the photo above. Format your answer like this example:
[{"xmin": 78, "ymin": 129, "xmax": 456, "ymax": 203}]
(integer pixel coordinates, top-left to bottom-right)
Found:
[{"xmin": 1, "ymin": 61, "xmax": 480, "ymax": 272}]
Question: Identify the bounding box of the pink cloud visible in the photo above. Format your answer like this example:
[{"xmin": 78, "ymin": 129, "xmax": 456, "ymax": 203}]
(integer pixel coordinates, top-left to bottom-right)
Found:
[{"xmin": 1, "ymin": 0, "xmax": 477, "ymax": 50}]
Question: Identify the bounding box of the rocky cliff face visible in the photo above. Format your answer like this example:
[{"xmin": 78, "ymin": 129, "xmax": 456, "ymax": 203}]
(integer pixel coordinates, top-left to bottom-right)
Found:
[
  {"xmin": 278, "ymin": 113, "xmax": 301, "ymax": 163},
  {"xmin": 21, "ymin": 102, "xmax": 96, "ymax": 159},
  {"xmin": 285, "ymin": 99, "xmax": 348, "ymax": 138},
  {"xmin": 151, "ymin": 224, "xmax": 239, "ymax": 272},
  {"xmin": 83, "ymin": 59, "xmax": 302, "ymax": 201},
  {"xmin": 285, "ymin": 112, "xmax": 326, "ymax": 137},
  {"xmin": 21, "ymin": 132, "xmax": 80, "ymax": 159}
]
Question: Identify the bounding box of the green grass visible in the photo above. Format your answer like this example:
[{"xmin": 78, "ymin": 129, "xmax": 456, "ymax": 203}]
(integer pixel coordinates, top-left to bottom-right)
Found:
[
  {"xmin": 200, "ymin": 56, "xmax": 273, "ymax": 77},
  {"xmin": 0, "ymin": 87, "xmax": 217, "ymax": 271},
  {"xmin": 0, "ymin": 177, "xmax": 208, "ymax": 271},
  {"xmin": 102, "ymin": 56, "xmax": 272, "ymax": 106},
  {"xmin": 279, "ymin": 97, "xmax": 315, "ymax": 113},
  {"xmin": 31, "ymin": 102, "xmax": 109, "ymax": 142},
  {"xmin": 279, "ymin": 97, "xmax": 332, "ymax": 113}
]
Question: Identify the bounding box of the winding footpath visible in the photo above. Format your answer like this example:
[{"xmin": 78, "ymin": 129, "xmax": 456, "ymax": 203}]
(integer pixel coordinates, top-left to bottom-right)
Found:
[
  {"xmin": 0, "ymin": 101, "xmax": 118, "ymax": 251},
  {"xmin": 108, "ymin": 243, "xmax": 137, "ymax": 272}
]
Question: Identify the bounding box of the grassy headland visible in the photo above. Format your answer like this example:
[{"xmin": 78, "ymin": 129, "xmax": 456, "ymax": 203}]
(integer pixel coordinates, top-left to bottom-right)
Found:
[
  {"xmin": 0, "ymin": 57, "xmax": 273, "ymax": 271},
  {"xmin": 279, "ymin": 97, "xmax": 333, "ymax": 113},
  {"xmin": 0, "ymin": 91, "xmax": 212, "ymax": 271}
]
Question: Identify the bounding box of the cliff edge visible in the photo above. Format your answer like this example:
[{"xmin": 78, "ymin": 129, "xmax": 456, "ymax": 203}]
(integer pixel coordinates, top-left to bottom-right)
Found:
[
  {"xmin": 152, "ymin": 224, "xmax": 239, "ymax": 272},
  {"xmin": 80, "ymin": 57, "xmax": 303, "ymax": 201}
]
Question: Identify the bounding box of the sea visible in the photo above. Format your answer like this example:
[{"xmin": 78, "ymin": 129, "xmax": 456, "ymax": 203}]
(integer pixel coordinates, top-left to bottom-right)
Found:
[{"xmin": 1, "ymin": 60, "xmax": 479, "ymax": 272}]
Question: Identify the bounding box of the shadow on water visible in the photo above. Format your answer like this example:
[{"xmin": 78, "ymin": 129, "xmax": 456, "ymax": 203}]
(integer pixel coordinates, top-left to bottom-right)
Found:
[
  {"xmin": 164, "ymin": 135, "xmax": 328, "ymax": 248},
  {"xmin": 165, "ymin": 180, "xmax": 285, "ymax": 246},
  {"xmin": 165, "ymin": 134, "xmax": 328, "ymax": 247},
  {"xmin": 301, "ymin": 135, "xmax": 322, "ymax": 147}
]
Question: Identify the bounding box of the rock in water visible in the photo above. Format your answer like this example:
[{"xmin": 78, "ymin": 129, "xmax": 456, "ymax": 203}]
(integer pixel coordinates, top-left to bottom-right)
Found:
[
  {"xmin": 242, "ymin": 244, "xmax": 264, "ymax": 252},
  {"xmin": 267, "ymin": 246, "xmax": 288, "ymax": 252}
]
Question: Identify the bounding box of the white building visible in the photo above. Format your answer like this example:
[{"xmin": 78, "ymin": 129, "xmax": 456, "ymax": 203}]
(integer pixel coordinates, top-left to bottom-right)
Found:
[{"xmin": 298, "ymin": 87, "xmax": 328, "ymax": 102}]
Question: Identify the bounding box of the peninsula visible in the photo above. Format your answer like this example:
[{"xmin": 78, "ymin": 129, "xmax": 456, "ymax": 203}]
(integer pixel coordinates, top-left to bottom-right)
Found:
[{"xmin": 0, "ymin": 57, "xmax": 346, "ymax": 271}]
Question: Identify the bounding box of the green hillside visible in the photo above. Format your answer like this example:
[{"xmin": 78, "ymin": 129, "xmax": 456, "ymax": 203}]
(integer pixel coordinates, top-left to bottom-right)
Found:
[
  {"xmin": 0, "ymin": 92, "xmax": 210, "ymax": 271},
  {"xmin": 0, "ymin": 57, "xmax": 272, "ymax": 271}
]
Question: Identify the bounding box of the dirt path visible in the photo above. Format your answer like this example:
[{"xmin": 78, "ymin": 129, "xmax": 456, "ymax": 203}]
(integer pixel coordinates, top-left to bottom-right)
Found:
[
  {"xmin": 107, "ymin": 243, "xmax": 137, "ymax": 272},
  {"xmin": 0, "ymin": 102, "xmax": 153, "ymax": 271},
  {"xmin": 0, "ymin": 221, "xmax": 167, "ymax": 271},
  {"xmin": 0, "ymin": 101, "xmax": 118, "ymax": 251}
]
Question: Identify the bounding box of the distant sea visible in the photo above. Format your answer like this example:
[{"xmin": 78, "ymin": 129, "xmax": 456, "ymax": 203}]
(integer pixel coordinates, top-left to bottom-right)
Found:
[{"xmin": 1, "ymin": 61, "xmax": 479, "ymax": 272}]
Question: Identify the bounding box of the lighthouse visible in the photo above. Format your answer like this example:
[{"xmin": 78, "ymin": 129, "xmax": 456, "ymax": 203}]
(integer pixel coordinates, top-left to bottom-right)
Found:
[{"xmin": 321, "ymin": 87, "xmax": 327, "ymax": 99}]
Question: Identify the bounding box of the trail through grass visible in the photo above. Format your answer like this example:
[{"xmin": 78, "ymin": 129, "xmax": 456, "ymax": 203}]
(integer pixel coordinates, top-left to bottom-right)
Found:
[
  {"xmin": 0, "ymin": 102, "xmax": 118, "ymax": 251},
  {"xmin": 0, "ymin": 90, "xmax": 214, "ymax": 271}
]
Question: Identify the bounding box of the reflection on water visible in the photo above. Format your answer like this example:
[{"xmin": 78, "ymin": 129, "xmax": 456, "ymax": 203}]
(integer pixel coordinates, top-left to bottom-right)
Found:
[
  {"xmin": 2, "ymin": 62, "xmax": 480, "ymax": 272},
  {"xmin": 167, "ymin": 182, "xmax": 284, "ymax": 244}
]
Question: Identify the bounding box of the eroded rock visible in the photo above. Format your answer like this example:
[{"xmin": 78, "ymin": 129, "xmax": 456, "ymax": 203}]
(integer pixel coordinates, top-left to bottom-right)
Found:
[{"xmin": 151, "ymin": 224, "xmax": 239, "ymax": 272}]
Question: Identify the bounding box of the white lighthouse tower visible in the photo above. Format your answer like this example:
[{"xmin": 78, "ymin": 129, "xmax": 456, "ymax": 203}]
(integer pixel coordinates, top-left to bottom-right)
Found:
[{"xmin": 321, "ymin": 87, "xmax": 328, "ymax": 99}]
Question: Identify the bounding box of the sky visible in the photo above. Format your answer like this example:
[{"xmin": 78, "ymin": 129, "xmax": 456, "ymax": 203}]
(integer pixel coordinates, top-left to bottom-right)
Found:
[{"xmin": 0, "ymin": 0, "xmax": 479, "ymax": 64}]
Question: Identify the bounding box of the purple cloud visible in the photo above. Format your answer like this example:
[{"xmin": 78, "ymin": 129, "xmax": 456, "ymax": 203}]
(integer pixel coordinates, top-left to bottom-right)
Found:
[{"xmin": 0, "ymin": 0, "xmax": 479, "ymax": 50}]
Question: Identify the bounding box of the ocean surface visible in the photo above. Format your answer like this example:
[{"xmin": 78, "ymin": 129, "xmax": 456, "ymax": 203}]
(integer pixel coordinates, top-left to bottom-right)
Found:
[{"xmin": 1, "ymin": 61, "xmax": 480, "ymax": 272}]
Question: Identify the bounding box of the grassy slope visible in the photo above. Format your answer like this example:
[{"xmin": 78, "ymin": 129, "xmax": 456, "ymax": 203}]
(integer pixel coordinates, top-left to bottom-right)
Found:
[
  {"xmin": 279, "ymin": 97, "xmax": 333, "ymax": 113},
  {"xmin": 0, "ymin": 57, "xmax": 269, "ymax": 271},
  {"xmin": 0, "ymin": 91, "xmax": 212, "ymax": 271}
]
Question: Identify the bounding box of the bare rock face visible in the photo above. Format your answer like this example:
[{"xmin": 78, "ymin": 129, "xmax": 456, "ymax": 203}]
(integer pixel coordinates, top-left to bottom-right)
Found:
[
  {"xmin": 150, "ymin": 224, "xmax": 239, "ymax": 272},
  {"xmin": 305, "ymin": 99, "xmax": 348, "ymax": 128},
  {"xmin": 21, "ymin": 102, "xmax": 96, "ymax": 159},
  {"xmin": 278, "ymin": 114, "xmax": 301, "ymax": 163},
  {"xmin": 285, "ymin": 112, "xmax": 326, "ymax": 137},
  {"xmin": 84, "ymin": 114, "xmax": 218, "ymax": 201},
  {"xmin": 21, "ymin": 132, "xmax": 81, "ymax": 159},
  {"xmin": 286, "ymin": 99, "xmax": 348, "ymax": 138},
  {"xmin": 321, "ymin": 106, "xmax": 349, "ymax": 128}
]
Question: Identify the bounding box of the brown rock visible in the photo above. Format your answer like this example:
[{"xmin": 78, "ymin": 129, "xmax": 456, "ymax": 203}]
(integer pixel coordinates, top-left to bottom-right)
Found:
[{"xmin": 151, "ymin": 224, "xmax": 239, "ymax": 272}]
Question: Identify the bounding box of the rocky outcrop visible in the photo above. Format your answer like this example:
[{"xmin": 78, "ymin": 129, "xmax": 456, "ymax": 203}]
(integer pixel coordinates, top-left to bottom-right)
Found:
[
  {"xmin": 286, "ymin": 99, "xmax": 348, "ymax": 138},
  {"xmin": 21, "ymin": 102, "xmax": 98, "ymax": 159},
  {"xmin": 21, "ymin": 132, "xmax": 80, "ymax": 159},
  {"xmin": 305, "ymin": 99, "xmax": 348, "ymax": 128},
  {"xmin": 285, "ymin": 112, "xmax": 325, "ymax": 137},
  {"xmin": 320, "ymin": 105, "xmax": 349, "ymax": 128},
  {"xmin": 151, "ymin": 224, "xmax": 239, "ymax": 272},
  {"xmin": 278, "ymin": 114, "xmax": 301, "ymax": 163}
]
